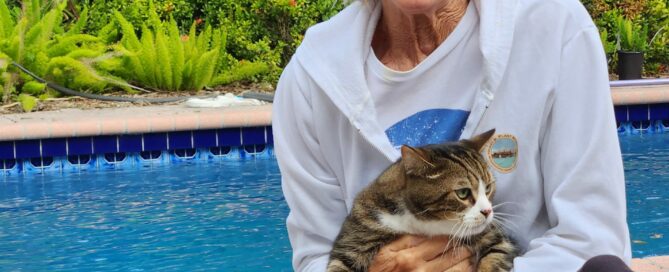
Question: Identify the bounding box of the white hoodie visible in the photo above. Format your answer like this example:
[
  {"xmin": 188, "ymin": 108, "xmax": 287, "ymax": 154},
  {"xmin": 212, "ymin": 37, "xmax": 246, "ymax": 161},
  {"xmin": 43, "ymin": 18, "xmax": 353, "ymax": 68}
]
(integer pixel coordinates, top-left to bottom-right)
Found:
[{"xmin": 272, "ymin": 0, "xmax": 632, "ymax": 271}]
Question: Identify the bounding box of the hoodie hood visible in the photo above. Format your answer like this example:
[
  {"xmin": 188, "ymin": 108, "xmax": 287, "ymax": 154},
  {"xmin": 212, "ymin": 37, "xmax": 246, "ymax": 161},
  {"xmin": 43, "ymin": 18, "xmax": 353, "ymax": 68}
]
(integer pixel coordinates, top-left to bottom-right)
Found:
[{"xmin": 294, "ymin": 0, "xmax": 519, "ymax": 161}]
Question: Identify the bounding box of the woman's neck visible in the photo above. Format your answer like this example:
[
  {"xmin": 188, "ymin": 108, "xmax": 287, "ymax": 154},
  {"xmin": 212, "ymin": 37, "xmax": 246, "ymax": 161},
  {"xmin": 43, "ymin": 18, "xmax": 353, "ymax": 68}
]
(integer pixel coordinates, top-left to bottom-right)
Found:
[{"xmin": 372, "ymin": 0, "xmax": 470, "ymax": 71}]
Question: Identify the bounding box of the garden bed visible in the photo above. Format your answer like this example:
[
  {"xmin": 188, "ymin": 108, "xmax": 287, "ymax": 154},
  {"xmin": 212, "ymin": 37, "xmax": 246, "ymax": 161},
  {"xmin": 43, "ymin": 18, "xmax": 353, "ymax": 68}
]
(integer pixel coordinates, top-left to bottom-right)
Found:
[{"xmin": 0, "ymin": 82, "xmax": 273, "ymax": 114}]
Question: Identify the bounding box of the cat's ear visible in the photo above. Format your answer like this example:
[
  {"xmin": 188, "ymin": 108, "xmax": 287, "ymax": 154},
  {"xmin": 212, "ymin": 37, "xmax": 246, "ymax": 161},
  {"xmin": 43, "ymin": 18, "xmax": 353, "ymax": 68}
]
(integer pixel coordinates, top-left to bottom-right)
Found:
[
  {"xmin": 401, "ymin": 145, "xmax": 435, "ymax": 171},
  {"xmin": 464, "ymin": 129, "xmax": 496, "ymax": 152}
]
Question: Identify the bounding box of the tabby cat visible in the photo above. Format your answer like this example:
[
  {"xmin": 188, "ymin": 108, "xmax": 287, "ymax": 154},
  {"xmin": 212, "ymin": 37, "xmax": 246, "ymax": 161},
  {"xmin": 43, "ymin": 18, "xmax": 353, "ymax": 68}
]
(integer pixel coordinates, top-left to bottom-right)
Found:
[{"xmin": 327, "ymin": 129, "xmax": 517, "ymax": 272}]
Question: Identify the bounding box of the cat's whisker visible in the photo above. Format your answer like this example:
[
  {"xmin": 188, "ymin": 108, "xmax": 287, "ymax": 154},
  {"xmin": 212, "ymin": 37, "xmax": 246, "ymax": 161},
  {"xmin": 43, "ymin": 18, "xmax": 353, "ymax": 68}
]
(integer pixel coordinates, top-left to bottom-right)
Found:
[
  {"xmin": 444, "ymin": 222, "xmax": 459, "ymax": 250},
  {"xmin": 494, "ymin": 212, "xmax": 522, "ymax": 219},
  {"xmin": 443, "ymin": 222, "xmax": 465, "ymax": 259},
  {"xmin": 494, "ymin": 214, "xmax": 520, "ymax": 225},
  {"xmin": 492, "ymin": 202, "xmax": 520, "ymax": 209},
  {"xmin": 451, "ymin": 222, "xmax": 466, "ymax": 248},
  {"xmin": 451, "ymin": 222, "xmax": 467, "ymax": 251},
  {"xmin": 456, "ymin": 223, "xmax": 470, "ymax": 250},
  {"xmin": 493, "ymin": 217, "xmax": 519, "ymax": 231}
]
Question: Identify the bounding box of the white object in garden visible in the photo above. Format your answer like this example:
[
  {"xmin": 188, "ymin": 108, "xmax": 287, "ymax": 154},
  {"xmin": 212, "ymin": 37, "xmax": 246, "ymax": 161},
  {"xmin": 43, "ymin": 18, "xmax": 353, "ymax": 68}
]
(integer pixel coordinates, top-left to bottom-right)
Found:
[{"xmin": 185, "ymin": 93, "xmax": 264, "ymax": 108}]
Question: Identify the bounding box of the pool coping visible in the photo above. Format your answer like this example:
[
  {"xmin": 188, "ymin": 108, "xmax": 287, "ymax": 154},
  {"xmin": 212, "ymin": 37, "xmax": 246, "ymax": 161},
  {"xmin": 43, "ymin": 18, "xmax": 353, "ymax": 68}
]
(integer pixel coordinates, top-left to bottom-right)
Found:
[{"xmin": 612, "ymin": 84, "xmax": 669, "ymax": 106}]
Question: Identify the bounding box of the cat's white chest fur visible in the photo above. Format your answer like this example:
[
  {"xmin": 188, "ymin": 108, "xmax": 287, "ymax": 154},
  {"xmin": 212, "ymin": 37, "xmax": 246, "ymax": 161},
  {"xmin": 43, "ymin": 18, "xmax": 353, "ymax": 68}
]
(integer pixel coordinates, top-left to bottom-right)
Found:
[{"xmin": 378, "ymin": 212, "xmax": 460, "ymax": 237}]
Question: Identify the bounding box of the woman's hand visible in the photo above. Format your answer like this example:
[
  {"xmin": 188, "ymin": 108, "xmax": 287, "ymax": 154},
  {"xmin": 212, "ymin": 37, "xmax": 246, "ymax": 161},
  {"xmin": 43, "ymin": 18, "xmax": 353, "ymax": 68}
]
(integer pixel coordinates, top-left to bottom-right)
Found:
[{"xmin": 369, "ymin": 235, "xmax": 474, "ymax": 272}]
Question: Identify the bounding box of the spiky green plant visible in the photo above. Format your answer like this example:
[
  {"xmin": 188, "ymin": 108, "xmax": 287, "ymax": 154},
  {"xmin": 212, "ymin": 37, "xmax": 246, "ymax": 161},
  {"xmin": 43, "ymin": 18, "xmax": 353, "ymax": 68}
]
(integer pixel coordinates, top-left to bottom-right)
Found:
[
  {"xmin": 111, "ymin": 0, "xmax": 267, "ymax": 91},
  {"xmin": 616, "ymin": 16, "xmax": 649, "ymax": 52},
  {"xmin": 0, "ymin": 0, "xmax": 124, "ymax": 106}
]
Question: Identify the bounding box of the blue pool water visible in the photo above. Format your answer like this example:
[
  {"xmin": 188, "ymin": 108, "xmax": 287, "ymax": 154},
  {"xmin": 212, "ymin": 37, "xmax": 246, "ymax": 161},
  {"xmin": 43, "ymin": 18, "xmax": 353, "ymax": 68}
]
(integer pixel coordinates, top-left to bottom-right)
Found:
[
  {"xmin": 620, "ymin": 134, "xmax": 669, "ymax": 257},
  {"xmin": 0, "ymin": 134, "xmax": 667, "ymax": 271},
  {"xmin": 0, "ymin": 160, "xmax": 291, "ymax": 271}
]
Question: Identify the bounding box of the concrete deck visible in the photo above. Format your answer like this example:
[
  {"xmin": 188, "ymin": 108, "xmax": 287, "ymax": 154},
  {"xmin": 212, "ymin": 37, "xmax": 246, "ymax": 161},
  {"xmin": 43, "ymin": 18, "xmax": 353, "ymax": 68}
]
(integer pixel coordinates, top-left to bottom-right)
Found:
[{"xmin": 632, "ymin": 256, "xmax": 669, "ymax": 271}]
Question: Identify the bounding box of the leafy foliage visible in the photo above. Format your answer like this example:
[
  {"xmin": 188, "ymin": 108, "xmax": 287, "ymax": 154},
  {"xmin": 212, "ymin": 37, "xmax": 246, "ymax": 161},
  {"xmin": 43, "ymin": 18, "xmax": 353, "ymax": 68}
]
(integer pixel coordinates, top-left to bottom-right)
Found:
[
  {"xmin": 616, "ymin": 16, "xmax": 648, "ymax": 52},
  {"xmin": 587, "ymin": 0, "xmax": 669, "ymax": 76},
  {"xmin": 109, "ymin": 1, "xmax": 268, "ymax": 91},
  {"xmin": 17, "ymin": 93, "xmax": 38, "ymax": 112},
  {"xmin": 81, "ymin": 0, "xmax": 345, "ymax": 83},
  {"xmin": 0, "ymin": 0, "xmax": 125, "ymax": 107}
]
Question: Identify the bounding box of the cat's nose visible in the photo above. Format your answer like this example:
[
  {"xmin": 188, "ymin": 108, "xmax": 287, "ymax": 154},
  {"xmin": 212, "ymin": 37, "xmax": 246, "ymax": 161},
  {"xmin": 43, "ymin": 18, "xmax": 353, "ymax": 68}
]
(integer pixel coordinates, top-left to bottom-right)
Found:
[{"xmin": 480, "ymin": 208, "xmax": 492, "ymax": 217}]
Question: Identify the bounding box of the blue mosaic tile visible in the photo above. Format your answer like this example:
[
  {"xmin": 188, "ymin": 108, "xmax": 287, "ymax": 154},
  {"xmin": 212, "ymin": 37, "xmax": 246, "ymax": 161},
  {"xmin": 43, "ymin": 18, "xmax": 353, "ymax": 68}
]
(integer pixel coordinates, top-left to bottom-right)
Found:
[
  {"xmin": 30, "ymin": 157, "xmax": 55, "ymax": 168},
  {"xmin": 143, "ymin": 133, "xmax": 168, "ymax": 151},
  {"xmin": 266, "ymin": 127, "xmax": 274, "ymax": 145},
  {"xmin": 244, "ymin": 144, "xmax": 267, "ymax": 154},
  {"xmin": 42, "ymin": 138, "xmax": 67, "ymax": 157},
  {"xmin": 67, "ymin": 137, "xmax": 93, "ymax": 155},
  {"xmin": 15, "ymin": 140, "xmax": 41, "ymax": 159},
  {"xmin": 119, "ymin": 134, "xmax": 143, "ymax": 152},
  {"xmin": 218, "ymin": 128, "xmax": 241, "ymax": 146},
  {"xmin": 649, "ymin": 103, "xmax": 669, "ymax": 121},
  {"xmin": 168, "ymin": 131, "xmax": 192, "ymax": 150},
  {"xmin": 67, "ymin": 155, "xmax": 92, "ymax": 165},
  {"xmin": 1, "ymin": 159, "xmax": 17, "ymax": 170},
  {"xmin": 104, "ymin": 152, "xmax": 127, "ymax": 163},
  {"xmin": 93, "ymin": 135, "xmax": 118, "ymax": 154},
  {"xmin": 628, "ymin": 105, "xmax": 649, "ymax": 122},
  {"xmin": 0, "ymin": 141, "xmax": 14, "ymax": 160},
  {"xmin": 173, "ymin": 149, "xmax": 197, "ymax": 158},
  {"xmin": 614, "ymin": 106, "xmax": 628, "ymax": 123},
  {"xmin": 193, "ymin": 129, "xmax": 217, "ymax": 148},
  {"xmin": 140, "ymin": 151, "xmax": 162, "ymax": 160},
  {"xmin": 242, "ymin": 127, "xmax": 266, "ymax": 145}
]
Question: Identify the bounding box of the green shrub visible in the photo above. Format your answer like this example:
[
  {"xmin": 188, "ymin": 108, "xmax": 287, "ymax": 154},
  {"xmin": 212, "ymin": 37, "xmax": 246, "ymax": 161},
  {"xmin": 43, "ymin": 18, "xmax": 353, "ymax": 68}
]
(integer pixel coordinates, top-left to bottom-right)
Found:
[
  {"xmin": 642, "ymin": 0, "xmax": 669, "ymax": 74},
  {"xmin": 616, "ymin": 16, "xmax": 648, "ymax": 52},
  {"xmin": 0, "ymin": 0, "xmax": 126, "ymax": 104},
  {"xmin": 80, "ymin": 0, "xmax": 346, "ymax": 84},
  {"xmin": 109, "ymin": 1, "xmax": 268, "ymax": 91},
  {"xmin": 588, "ymin": 0, "xmax": 669, "ymax": 76},
  {"xmin": 82, "ymin": 0, "xmax": 196, "ymax": 35}
]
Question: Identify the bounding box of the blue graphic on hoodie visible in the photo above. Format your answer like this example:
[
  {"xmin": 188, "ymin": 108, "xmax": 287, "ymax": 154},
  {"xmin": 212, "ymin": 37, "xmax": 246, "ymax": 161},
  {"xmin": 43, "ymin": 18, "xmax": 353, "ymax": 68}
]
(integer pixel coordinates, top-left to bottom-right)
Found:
[{"xmin": 385, "ymin": 109, "xmax": 470, "ymax": 149}]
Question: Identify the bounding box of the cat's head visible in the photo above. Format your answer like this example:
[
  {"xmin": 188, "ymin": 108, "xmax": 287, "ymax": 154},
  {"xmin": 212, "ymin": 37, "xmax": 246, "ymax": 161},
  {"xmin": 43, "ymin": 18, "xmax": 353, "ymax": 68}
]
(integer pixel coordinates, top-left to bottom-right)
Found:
[{"xmin": 399, "ymin": 129, "xmax": 496, "ymax": 237}]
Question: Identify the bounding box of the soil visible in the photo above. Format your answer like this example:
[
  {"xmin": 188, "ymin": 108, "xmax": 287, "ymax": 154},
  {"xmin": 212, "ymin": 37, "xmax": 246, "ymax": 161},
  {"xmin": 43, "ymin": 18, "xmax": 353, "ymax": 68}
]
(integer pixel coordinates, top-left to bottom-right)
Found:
[{"xmin": 0, "ymin": 83, "xmax": 275, "ymax": 115}]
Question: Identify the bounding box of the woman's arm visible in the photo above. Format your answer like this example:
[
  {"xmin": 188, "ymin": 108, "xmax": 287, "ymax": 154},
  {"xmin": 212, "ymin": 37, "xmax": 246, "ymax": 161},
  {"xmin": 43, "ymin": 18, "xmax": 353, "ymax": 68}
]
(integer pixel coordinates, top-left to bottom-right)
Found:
[
  {"xmin": 513, "ymin": 26, "xmax": 631, "ymax": 271},
  {"xmin": 273, "ymin": 61, "xmax": 349, "ymax": 271}
]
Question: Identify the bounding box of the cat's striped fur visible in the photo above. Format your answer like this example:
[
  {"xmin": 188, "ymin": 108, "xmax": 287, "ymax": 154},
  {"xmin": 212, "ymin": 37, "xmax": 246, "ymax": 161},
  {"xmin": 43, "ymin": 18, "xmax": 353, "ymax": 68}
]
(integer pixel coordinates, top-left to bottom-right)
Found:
[{"xmin": 327, "ymin": 129, "xmax": 517, "ymax": 272}]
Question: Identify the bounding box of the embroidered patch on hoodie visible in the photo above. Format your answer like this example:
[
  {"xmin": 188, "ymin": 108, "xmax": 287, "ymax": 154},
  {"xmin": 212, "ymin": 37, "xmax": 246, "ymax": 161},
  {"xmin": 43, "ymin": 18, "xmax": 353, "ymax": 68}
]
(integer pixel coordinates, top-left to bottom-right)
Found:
[{"xmin": 486, "ymin": 134, "xmax": 518, "ymax": 173}]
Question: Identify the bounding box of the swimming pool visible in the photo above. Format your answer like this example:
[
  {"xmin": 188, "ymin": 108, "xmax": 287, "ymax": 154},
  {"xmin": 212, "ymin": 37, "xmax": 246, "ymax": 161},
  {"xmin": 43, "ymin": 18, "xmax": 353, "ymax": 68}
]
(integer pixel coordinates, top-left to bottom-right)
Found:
[
  {"xmin": 0, "ymin": 134, "xmax": 666, "ymax": 271},
  {"xmin": 0, "ymin": 160, "xmax": 292, "ymax": 271}
]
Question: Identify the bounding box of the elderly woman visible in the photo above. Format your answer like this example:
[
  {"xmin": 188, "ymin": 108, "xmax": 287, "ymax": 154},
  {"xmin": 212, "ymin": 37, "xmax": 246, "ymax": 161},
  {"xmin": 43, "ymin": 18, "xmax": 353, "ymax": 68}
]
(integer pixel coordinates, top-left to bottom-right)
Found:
[{"xmin": 272, "ymin": 0, "xmax": 631, "ymax": 271}]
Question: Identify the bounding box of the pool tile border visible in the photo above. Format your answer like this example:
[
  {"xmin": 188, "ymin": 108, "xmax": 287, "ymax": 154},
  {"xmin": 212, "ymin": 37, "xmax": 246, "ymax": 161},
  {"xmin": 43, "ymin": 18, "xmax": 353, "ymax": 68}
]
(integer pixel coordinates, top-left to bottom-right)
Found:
[
  {"xmin": 0, "ymin": 126, "xmax": 274, "ymax": 175},
  {"xmin": 615, "ymin": 103, "xmax": 669, "ymax": 134},
  {"xmin": 0, "ymin": 126, "xmax": 272, "ymax": 160}
]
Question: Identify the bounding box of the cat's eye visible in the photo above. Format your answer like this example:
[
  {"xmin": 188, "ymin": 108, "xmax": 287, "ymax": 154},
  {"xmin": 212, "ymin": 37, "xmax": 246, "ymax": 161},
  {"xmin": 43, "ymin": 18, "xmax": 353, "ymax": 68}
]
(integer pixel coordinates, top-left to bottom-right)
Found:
[
  {"xmin": 455, "ymin": 188, "xmax": 471, "ymax": 200},
  {"xmin": 485, "ymin": 184, "xmax": 492, "ymax": 194}
]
